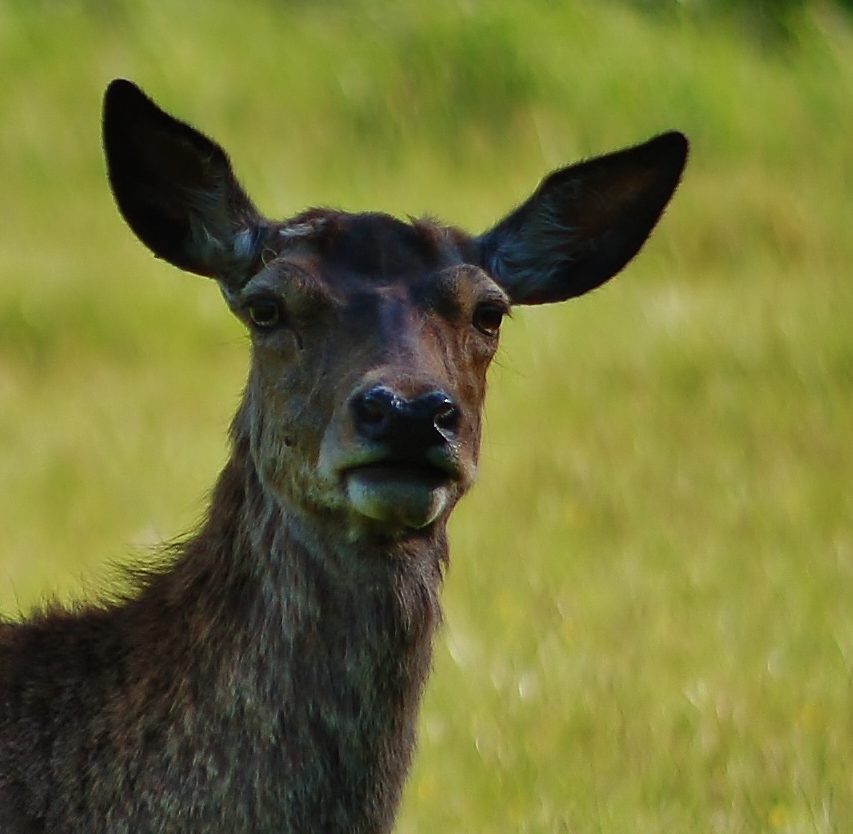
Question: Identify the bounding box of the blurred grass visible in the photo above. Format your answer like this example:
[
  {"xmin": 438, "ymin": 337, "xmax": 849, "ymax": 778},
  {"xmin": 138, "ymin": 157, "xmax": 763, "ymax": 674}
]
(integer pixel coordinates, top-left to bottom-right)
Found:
[{"xmin": 2, "ymin": 0, "xmax": 853, "ymax": 831}]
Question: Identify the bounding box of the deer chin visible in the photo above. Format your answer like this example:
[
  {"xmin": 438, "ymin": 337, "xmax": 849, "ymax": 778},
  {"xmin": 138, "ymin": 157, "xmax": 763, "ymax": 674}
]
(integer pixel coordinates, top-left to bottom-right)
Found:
[{"xmin": 344, "ymin": 464, "xmax": 453, "ymax": 530}]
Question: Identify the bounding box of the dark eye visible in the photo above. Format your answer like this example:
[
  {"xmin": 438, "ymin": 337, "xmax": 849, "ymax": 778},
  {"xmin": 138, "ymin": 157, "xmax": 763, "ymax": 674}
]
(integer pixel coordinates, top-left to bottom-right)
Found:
[
  {"xmin": 247, "ymin": 299, "xmax": 283, "ymax": 329},
  {"xmin": 472, "ymin": 302, "xmax": 506, "ymax": 337}
]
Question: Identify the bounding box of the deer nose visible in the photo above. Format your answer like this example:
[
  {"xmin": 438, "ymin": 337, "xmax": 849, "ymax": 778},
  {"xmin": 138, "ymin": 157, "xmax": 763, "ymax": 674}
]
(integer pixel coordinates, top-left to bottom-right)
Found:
[{"xmin": 351, "ymin": 386, "xmax": 461, "ymax": 446}]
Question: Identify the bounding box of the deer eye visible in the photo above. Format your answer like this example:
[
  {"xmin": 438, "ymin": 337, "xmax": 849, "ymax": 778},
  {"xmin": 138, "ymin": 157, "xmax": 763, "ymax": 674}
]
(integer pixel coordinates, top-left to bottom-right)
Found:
[
  {"xmin": 247, "ymin": 298, "xmax": 283, "ymax": 329},
  {"xmin": 472, "ymin": 302, "xmax": 506, "ymax": 337}
]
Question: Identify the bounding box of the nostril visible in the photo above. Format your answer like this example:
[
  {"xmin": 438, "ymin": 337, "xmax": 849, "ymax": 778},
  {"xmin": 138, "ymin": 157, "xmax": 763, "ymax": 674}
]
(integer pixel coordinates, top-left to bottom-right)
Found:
[
  {"xmin": 433, "ymin": 399, "xmax": 461, "ymax": 435},
  {"xmin": 352, "ymin": 387, "xmax": 396, "ymax": 440},
  {"xmin": 358, "ymin": 396, "xmax": 387, "ymax": 427}
]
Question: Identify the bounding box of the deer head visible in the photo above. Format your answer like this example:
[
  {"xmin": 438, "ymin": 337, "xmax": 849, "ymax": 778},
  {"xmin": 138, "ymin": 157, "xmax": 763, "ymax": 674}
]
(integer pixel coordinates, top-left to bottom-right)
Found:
[{"xmin": 102, "ymin": 79, "xmax": 687, "ymax": 541}]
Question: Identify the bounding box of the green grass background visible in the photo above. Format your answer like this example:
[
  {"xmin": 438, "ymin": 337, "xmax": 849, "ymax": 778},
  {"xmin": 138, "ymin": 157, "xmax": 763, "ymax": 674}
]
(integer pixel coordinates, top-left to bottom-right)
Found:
[{"xmin": 2, "ymin": 1, "xmax": 853, "ymax": 831}]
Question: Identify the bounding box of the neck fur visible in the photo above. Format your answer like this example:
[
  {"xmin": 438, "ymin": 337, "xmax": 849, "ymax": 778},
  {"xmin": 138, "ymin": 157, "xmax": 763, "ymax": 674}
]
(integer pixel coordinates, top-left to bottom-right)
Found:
[{"xmin": 124, "ymin": 417, "xmax": 447, "ymax": 832}]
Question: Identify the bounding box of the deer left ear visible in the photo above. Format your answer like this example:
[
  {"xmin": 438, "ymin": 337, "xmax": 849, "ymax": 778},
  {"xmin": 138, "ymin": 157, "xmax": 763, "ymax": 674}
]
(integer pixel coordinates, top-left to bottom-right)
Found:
[
  {"xmin": 476, "ymin": 132, "xmax": 688, "ymax": 305},
  {"xmin": 102, "ymin": 79, "xmax": 268, "ymax": 287}
]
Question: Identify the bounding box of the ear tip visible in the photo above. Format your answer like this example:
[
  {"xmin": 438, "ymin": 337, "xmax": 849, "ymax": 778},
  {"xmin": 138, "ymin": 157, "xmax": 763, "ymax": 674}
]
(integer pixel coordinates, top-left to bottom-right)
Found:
[
  {"xmin": 103, "ymin": 79, "xmax": 155, "ymax": 125},
  {"xmin": 652, "ymin": 130, "xmax": 690, "ymax": 170},
  {"xmin": 105, "ymin": 77, "xmax": 137, "ymax": 94},
  {"xmin": 104, "ymin": 78, "xmax": 140, "ymax": 107},
  {"xmin": 665, "ymin": 129, "xmax": 689, "ymax": 154}
]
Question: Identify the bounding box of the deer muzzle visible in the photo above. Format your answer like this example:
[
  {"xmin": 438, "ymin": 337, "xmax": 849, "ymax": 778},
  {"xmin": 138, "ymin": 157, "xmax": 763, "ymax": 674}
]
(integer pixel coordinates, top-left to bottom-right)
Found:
[{"xmin": 339, "ymin": 385, "xmax": 464, "ymax": 530}]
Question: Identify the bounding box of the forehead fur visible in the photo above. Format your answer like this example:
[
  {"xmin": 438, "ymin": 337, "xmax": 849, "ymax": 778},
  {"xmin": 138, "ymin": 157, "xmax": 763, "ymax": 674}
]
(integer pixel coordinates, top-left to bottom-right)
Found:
[{"xmin": 277, "ymin": 210, "xmax": 474, "ymax": 278}]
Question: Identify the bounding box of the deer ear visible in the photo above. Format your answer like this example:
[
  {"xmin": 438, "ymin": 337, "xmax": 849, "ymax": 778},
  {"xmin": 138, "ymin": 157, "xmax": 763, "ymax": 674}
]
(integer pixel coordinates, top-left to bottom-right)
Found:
[
  {"xmin": 102, "ymin": 79, "xmax": 267, "ymax": 285},
  {"xmin": 476, "ymin": 132, "xmax": 688, "ymax": 305}
]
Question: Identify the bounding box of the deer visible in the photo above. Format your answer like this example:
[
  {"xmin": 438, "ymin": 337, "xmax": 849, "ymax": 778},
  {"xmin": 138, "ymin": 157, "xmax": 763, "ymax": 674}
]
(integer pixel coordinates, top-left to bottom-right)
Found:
[{"xmin": 0, "ymin": 78, "xmax": 687, "ymax": 833}]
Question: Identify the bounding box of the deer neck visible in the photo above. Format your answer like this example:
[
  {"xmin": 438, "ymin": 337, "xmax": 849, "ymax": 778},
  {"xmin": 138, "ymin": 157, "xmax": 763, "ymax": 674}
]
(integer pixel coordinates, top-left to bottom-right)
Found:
[{"xmin": 132, "ymin": 423, "xmax": 447, "ymax": 830}]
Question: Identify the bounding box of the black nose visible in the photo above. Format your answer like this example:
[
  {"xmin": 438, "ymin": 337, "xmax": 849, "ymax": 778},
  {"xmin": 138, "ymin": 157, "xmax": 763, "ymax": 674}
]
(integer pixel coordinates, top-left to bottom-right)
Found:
[{"xmin": 351, "ymin": 386, "xmax": 461, "ymax": 450}]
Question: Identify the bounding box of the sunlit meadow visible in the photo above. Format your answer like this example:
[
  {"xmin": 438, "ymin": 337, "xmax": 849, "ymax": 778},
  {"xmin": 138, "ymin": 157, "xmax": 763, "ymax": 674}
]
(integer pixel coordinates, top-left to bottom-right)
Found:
[{"xmin": 1, "ymin": 1, "xmax": 852, "ymax": 831}]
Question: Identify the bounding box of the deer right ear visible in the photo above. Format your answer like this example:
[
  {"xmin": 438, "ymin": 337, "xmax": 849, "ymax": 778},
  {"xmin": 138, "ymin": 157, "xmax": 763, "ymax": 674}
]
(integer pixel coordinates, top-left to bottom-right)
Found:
[
  {"xmin": 102, "ymin": 79, "xmax": 268, "ymax": 286},
  {"xmin": 476, "ymin": 132, "xmax": 688, "ymax": 305}
]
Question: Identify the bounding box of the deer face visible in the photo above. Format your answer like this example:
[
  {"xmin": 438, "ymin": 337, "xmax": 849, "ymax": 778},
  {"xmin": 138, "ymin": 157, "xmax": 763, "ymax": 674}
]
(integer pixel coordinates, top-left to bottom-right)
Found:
[
  {"xmin": 102, "ymin": 79, "xmax": 687, "ymax": 539},
  {"xmin": 228, "ymin": 215, "xmax": 508, "ymax": 534}
]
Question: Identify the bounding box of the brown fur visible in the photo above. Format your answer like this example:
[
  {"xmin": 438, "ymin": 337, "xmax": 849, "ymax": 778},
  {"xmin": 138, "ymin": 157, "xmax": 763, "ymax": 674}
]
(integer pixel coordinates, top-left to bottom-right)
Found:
[{"xmin": 0, "ymin": 79, "xmax": 687, "ymax": 832}]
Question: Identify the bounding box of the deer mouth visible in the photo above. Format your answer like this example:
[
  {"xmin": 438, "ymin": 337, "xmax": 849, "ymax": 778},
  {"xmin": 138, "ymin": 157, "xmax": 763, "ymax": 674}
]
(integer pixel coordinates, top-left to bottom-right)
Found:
[{"xmin": 342, "ymin": 458, "xmax": 458, "ymax": 530}]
